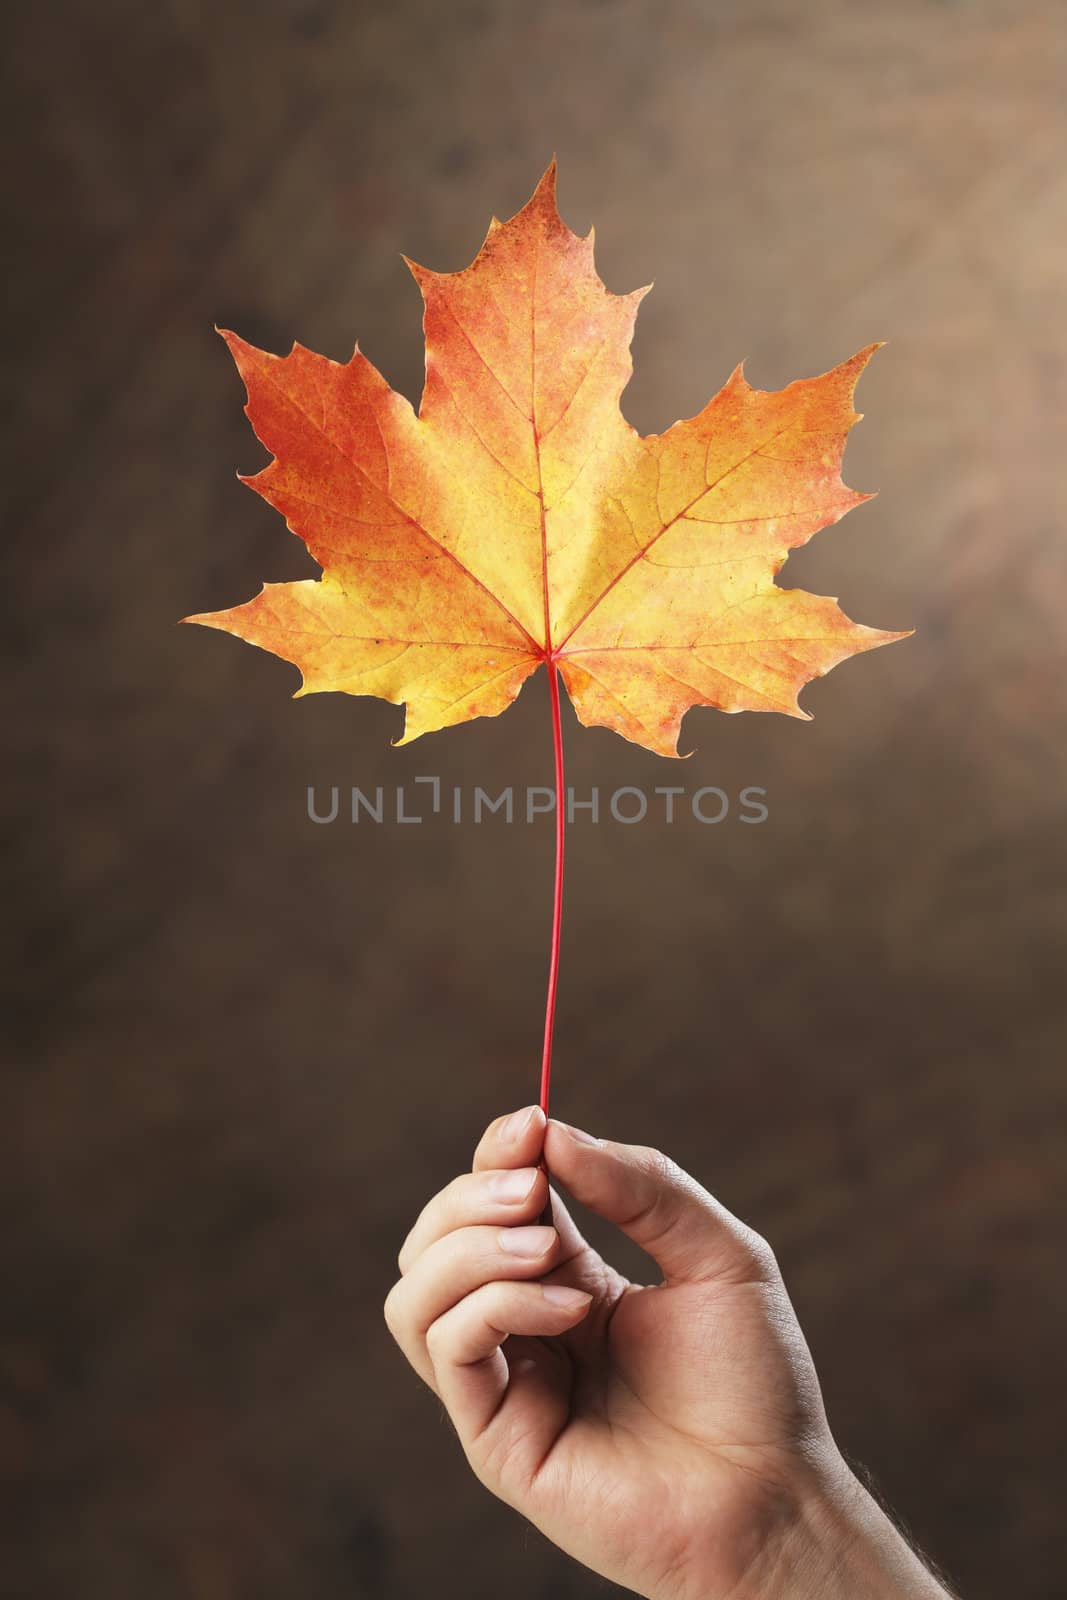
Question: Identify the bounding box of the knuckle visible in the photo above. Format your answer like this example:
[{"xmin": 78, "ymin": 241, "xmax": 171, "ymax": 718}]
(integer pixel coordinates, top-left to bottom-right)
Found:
[
  {"xmin": 474, "ymin": 1411, "xmax": 542, "ymax": 1499},
  {"xmin": 396, "ymin": 1173, "xmax": 471, "ymax": 1274},
  {"xmin": 474, "ymin": 1120, "xmax": 502, "ymax": 1160},
  {"xmin": 424, "ymin": 1313, "xmax": 452, "ymax": 1361},
  {"xmin": 635, "ymin": 1143, "xmax": 683, "ymax": 1188},
  {"xmin": 625, "ymin": 1145, "xmax": 683, "ymax": 1225},
  {"xmin": 442, "ymin": 1171, "xmax": 469, "ymax": 1206},
  {"xmin": 738, "ymin": 1224, "xmax": 778, "ymax": 1278},
  {"xmin": 437, "ymin": 1172, "xmax": 479, "ymax": 1227},
  {"xmin": 382, "ymin": 1282, "xmax": 403, "ymax": 1335}
]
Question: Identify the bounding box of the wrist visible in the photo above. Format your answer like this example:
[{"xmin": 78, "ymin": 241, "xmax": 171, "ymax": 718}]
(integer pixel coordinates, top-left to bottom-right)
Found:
[{"xmin": 750, "ymin": 1450, "xmax": 952, "ymax": 1600}]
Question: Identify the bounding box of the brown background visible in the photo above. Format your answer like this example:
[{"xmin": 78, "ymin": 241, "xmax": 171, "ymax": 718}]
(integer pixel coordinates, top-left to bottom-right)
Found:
[{"xmin": 5, "ymin": 2, "xmax": 1066, "ymax": 1596}]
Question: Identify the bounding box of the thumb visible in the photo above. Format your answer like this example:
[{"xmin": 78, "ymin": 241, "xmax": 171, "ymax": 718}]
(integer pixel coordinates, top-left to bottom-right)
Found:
[{"xmin": 543, "ymin": 1119, "xmax": 774, "ymax": 1286}]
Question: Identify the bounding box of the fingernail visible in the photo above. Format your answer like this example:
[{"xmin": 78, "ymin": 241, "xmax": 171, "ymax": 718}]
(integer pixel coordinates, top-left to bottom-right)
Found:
[
  {"xmin": 501, "ymin": 1105, "xmax": 539, "ymax": 1143},
  {"xmin": 555, "ymin": 1120, "xmax": 601, "ymax": 1147},
  {"xmin": 542, "ymin": 1285, "xmax": 592, "ymax": 1309},
  {"xmin": 488, "ymin": 1168, "xmax": 538, "ymax": 1203},
  {"xmin": 498, "ymin": 1225, "xmax": 555, "ymax": 1257}
]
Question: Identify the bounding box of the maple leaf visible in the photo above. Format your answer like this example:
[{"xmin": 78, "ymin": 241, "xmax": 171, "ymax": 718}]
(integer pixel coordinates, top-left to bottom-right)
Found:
[{"xmin": 185, "ymin": 161, "xmax": 909, "ymax": 757}]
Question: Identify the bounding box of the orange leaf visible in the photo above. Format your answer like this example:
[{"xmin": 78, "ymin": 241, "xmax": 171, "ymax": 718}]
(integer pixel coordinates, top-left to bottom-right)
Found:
[{"xmin": 185, "ymin": 162, "xmax": 909, "ymax": 757}]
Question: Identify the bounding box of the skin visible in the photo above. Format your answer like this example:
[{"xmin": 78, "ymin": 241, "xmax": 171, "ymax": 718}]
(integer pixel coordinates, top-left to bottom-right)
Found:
[{"xmin": 384, "ymin": 1107, "xmax": 955, "ymax": 1600}]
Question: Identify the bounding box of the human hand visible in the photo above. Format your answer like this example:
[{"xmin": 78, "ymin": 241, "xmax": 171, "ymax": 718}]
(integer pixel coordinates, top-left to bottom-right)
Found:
[{"xmin": 384, "ymin": 1107, "xmax": 953, "ymax": 1600}]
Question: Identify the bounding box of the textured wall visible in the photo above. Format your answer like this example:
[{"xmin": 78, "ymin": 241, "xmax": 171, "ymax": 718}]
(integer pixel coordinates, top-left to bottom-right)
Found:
[{"xmin": 5, "ymin": 2, "xmax": 1066, "ymax": 1596}]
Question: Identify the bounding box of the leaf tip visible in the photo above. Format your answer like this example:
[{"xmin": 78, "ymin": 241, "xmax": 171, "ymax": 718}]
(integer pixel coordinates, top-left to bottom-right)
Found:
[
  {"xmin": 844, "ymin": 342, "xmax": 887, "ymax": 395},
  {"xmin": 524, "ymin": 156, "xmax": 560, "ymax": 222},
  {"xmin": 727, "ymin": 358, "xmax": 751, "ymax": 393},
  {"xmin": 216, "ymin": 326, "xmax": 247, "ymax": 360},
  {"xmin": 400, "ymin": 251, "xmax": 431, "ymax": 288}
]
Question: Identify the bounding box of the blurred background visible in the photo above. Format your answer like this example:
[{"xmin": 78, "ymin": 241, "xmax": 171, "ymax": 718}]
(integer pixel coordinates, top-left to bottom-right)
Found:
[{"xmin": 5, "ymin": 1, "xmax": 1066, "ymax": 1595}]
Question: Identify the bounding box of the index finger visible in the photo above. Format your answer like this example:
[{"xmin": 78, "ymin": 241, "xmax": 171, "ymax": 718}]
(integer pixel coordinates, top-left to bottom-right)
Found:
[
  {"xmin": 474, "ymin": 1105, "xmax": 594, "ymax": 1266},
  {"xmin": 472, "ymin": 1104, "xmax": 547, "ymax": 1172}
]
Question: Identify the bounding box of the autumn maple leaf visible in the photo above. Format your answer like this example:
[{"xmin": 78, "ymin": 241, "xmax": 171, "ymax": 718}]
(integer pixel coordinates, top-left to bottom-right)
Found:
[{"xmin": 184, "ymin": 161, "xmax": 908, "ymax": 759}]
